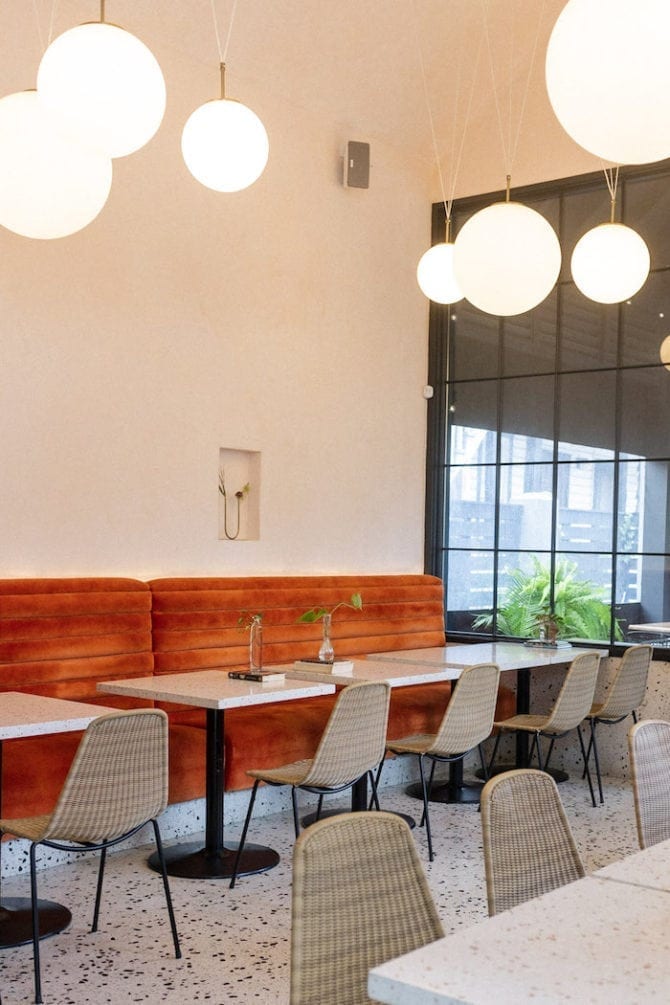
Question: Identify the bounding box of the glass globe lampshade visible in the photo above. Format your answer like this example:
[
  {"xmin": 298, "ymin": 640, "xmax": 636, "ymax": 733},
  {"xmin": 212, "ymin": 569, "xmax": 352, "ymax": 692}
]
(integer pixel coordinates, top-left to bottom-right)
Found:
[
  {"xmin": 0, "ymin": 90, "xmax": 112, "ymax": 240},
  {"xmin": 453, "ymin": 202, "xmax": 562, "ymax": 316},
  {"xmin": 571, "ymin": 223, "xmax": 650, "ymax": 304},
  {"xmin": 546, "ymin": 0, "xmax": 670, "ymax": 164},
  {"xmin": 416, "ymin": 242, "xmax": 464, "ymax": 304},
  {"xmin": 181, "ymin": 97, "xmax": 269, "ymax": 192},
  {"xmin": 660, "ymin": 335, "xmax": 670, "ymax": 371},
  {"xmin": 37, "ymin": 22, "xmax": 166, "ymax": 158}
]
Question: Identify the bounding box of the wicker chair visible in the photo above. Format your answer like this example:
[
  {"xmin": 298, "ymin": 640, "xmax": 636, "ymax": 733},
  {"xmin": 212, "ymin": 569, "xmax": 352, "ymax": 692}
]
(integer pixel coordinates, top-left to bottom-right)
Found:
[
  {"xmin": 584, "ymin": 644, "xmax": 652, "ymax": 804},
  {"xmin": 628, "ymin": 719, "xmax": 670, "ymax": 849},
  {"xmin": 489, "ymin": 651, "xmax": 601, "ymax": 806},
  {"xmin": 0, "ymin": 709, "xmax": 180, "ymax": 1005},
  {"xmin": 481, "ymin": 768, "xmax": 585, "ymax": 916},
  {"xmin": 290, "ymin": 811, "xmax": 443, "ymax": 1004},
  {"xmin": 230, "ymin": 681, "xmax": 391, "ymax": 888},
  {"xmin": 383, "ymin": 662, "xmax": 500, "ymax": 861}
]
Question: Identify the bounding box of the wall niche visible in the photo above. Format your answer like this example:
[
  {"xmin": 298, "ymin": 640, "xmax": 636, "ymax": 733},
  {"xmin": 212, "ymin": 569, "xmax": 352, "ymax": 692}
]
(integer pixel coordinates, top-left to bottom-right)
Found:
[{"xmin": 218, "ymin": 447, "xmax": 261, "ymax": 541}]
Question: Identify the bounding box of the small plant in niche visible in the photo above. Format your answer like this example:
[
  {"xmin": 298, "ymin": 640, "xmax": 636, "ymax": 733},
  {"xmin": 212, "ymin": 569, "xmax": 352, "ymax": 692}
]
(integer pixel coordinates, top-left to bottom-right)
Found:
[
  {"xmin": 238, "ymin": 611, "xmax": 263, "ymax": 670},
  {"xmin": 219, "ymin": 468, "xmax": 250, "ymax": 540},
  {"xmin": 297, "ymin": 593, "xmax": 363, "ymax": 662}
]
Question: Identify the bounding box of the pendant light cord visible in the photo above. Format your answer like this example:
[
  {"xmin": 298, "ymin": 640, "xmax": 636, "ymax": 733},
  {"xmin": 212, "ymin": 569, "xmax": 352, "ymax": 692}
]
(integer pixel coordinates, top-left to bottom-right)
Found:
[
  {"xmin": 482, "ymin": 0, "xmax": 546, "ymax": 183},
  {"xmin": 411, "ymin": 0, "xmax": 482, "ymax": 233},
  {"xmin": 31, "ymin": 0, "xmax": 59, "ymax": 51},
  {"xmin": 604, "ymin": 165, "xmax": 620, "ymax": 222},
  {"xmin": 210, "ymin": 0, "xmax": 239, "ymax": 64}
]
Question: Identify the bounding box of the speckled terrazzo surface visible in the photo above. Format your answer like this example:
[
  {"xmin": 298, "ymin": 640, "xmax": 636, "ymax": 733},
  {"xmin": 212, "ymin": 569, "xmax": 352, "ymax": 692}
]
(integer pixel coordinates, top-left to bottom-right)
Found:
[{"xmin": 0, "ymin": 775, "xmax": 638, "ymax": 1004}]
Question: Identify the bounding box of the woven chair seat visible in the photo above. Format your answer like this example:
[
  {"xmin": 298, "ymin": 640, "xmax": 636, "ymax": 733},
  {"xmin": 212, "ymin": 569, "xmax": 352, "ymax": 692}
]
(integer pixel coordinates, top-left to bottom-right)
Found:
[
  {"xmin": 247, "ymin": 759, "xmax": 314, "ymax": 787},
  {"xmin": 494, "ymin": 713, "xmax": 550, "ymax": 732},
  {"xmin": 387, "ymin": 733, "xmax": 435, "ymax": 755},
  {"xmin": 0, "ymin": 814, "xmax": 51, "ymax": 843}
]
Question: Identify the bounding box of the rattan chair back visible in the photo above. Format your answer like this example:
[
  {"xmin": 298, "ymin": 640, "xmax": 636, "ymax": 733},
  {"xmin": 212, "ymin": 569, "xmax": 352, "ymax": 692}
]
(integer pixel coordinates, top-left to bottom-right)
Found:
[
  {"xmin": 43, "ymin": 709, "xmax": 169, "ymax": 844},
  {"xmin": 301, "ymin": 681, "xmax": 390, "ymax": 789},
  {"xmin": 290, "ymin": 811, "xmax": 444, "ymax": 1005},
  {"xmin": 629, "ymin": 719, "xmax": 670, "ymax": 848},
  {"xmin": 481, "ymin": 768, "xmax": 585, "ymax": 916},
  {"xmin": 596, "ymin": 645, "xmax": 652, "ymax": 720},
  {"xmin": 543, "ymin": 651, "xmax": 601, "ymax": 734},
  {"xmin": 430, "ymin": 662, "xmax": 500, "ymax": 756}
]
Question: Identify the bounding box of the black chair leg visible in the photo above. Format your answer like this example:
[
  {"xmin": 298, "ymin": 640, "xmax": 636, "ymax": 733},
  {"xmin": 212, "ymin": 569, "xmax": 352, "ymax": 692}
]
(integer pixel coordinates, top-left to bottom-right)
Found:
[
  {"xmin": 478, "ymin": 743, "xmax": 489, "ymax": 782},
  {"xmin": 420, "ymin": 759, "xmax": 437, "ymax": 828},
  {"xmin": 291, "ymin": 787, "xmax": 301, "ymax": 838},
  {"xmin": 577, "ymin": 724, "xmax": 597, "ymax": 807},
  {"xmin": 590, "ymin": 720, "xmax": 604, "ymax": 805},
  {"xmin": 152, "ymin": 819, "xmax": 181, "ymax": 959},
  {"xmin": 368, "ymin": 769, "xmax": 381, "ymax": 811},
  {"xmin": 230, "ymin": 779, "xmax": 260, "ymax": 889},
  {"xmin": 92, "ymin": 846, "xmax": 107, "ymax": 932},
  {"xmin": 30, "ymin": 842, "xmax": 42, "ymax": 1005},
  {"xmin": 488, "ymin": 731, "xmax": 502, "ymax": 774},
  {"xmin": 315, "ymin": 794, "xmax": 324, "ymax": 821},
  {"xmin": 418, "ymin": 755, "xmax": 434, "ymax": 862},
  {"xmin": 369, "ymin": 758, "xmax": 385, "ymax": 810}
]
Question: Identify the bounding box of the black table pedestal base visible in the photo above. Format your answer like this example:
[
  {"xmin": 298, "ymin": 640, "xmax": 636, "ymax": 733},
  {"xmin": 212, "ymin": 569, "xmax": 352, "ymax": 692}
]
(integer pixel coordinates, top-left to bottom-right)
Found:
[
  {"xmin": 147, "ymin": 841, "xmax": 279, "ymax": 880},
  {"xmin": 0, "ymin": 897, "xmax": 71, "ymax": 949},
  {"xmin": 405, "ymin": 780, "xmax": 483, "ymax": 805}
]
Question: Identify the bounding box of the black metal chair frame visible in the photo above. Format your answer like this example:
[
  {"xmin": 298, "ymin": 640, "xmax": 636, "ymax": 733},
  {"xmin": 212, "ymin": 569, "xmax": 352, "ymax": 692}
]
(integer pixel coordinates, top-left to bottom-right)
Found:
[
  {"xmin": 584, "ymin": 709, "xmax": 638, "ymax": 805},
  {"xmin": 489, "ymin": 722, "xmax": 596, "ymax": 807},
  {"xmin": 230, "ymin": 768, "xmax": 382, "ymax": 889},
  {"xmin": 28, "ymin": 818, "xmax": 180, "ymax": 1004}
]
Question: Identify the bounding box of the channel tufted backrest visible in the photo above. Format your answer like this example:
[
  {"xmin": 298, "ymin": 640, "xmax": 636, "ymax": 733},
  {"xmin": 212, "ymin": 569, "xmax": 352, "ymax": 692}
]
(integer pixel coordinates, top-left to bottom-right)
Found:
[{"xmin": 148, "ymin": 575, "xmax": 446, "ymax": 674}]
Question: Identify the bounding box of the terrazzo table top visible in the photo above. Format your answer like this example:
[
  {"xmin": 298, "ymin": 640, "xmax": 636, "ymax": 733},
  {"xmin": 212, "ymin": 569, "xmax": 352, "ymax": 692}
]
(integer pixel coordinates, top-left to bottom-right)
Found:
[
  {"xmin": 284, "ymin": 657, "xmax": 463, "ymax": 687},
  {"xmin": 369, "ymin": 874, "xmax": 670, "ymax": 1004},
  {"xmin": 98, "ymin": 669, "xmax": 335, "ymax": 708},
  {"xmin": 370, "ymin": 642, "xmax": 607, "ymax": 671},
  {"xmin": 0, "ymin": 691, "xmax": 117, "ymax": 740},
  {"xmin": 596, "ymin": 836, "xmax": 670, "ymax": 892}
]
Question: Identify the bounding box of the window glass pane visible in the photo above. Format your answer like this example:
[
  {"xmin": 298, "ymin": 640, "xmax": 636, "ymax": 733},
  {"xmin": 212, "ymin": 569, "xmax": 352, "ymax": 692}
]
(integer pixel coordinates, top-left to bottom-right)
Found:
[
  {"xmin": 498, "ymin": 464, "xmax": 553, "ymax": 551},
  {"xmin": 502, "ymin": 290, "xmax": 557, "ymax": 376},
  {"xmin": 501, "ymin": 375, "xmax": 554, "ymax": 447},
  {"xmin": 448, "ymin": 381, "xmax": 497, "ymax": 463},
  {"xmin": 621, "ymin": 271, "xmax": 670, "ymax": 367},
  {"xmin": 558, "ymin": 371, "xmax": 616, "ymax": 457},
  {"xmin": 617, "ymin": 554, "xmax": 670, "ymax": 637},
  {"xmin": 445, "ymin": 550, "xmax": 493, "ymax": 633},
  {"xmin": 494, "ymin": 552, "xmax": 551, "ymax": 638},
  {"xmin": 447, "ymin": 466, "xmax": 496, "ymax": 549},
  {"xmin": 617, "ymin": 459, "xmax": 670, "ymax": 554},
  {"xmin": 556, "ymin": 462, "xmax": 614, "ymax": 552},
  {"xmin": 625, "ymin": 173, "xmax": 670, "ymax": 271},
  {"xmin": 451, "ymin": 300, "xmax": 500, "ymax": 380},
  {"xmin": 558, "ymin": 282, "xmax": 618, "ymax": 371},
  {"xmin": 554, "ymin": 552, "xmax": 614, "ymax": 642},
  {"xmin": 620, "ymin": 366, "xmax": 670, "ymax": 458}
]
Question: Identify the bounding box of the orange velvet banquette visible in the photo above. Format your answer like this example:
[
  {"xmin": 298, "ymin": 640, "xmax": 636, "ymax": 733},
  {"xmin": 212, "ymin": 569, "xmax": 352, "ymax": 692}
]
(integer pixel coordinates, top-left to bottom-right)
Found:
[{"xmin": 0, "ymin": 574, "xmax": 514, "ymax": 820}]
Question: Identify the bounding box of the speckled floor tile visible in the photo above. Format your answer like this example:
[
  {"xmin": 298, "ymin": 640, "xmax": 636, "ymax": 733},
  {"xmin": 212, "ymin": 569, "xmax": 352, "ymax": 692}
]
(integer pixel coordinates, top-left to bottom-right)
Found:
[{"xmin": 0, "ymin": 775, "xmax": 637, "ymax": 1004}]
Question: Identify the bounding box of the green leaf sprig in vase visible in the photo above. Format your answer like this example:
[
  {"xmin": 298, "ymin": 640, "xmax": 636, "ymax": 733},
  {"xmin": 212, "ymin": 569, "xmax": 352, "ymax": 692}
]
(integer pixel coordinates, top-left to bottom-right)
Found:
[{"xmin": 297, "ymin": 592, "xmax": 363, "ymax": 662}]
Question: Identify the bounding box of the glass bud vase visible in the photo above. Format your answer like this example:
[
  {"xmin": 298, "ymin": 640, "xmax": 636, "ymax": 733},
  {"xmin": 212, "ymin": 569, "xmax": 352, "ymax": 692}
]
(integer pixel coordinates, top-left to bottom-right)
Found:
[
  {"xmin": 318, "ymin": 612, "xmax": 335, "ymax": 663},
  {"xmin": 249, "ymin": 616, "xmax": 263, "ymax": 670}
]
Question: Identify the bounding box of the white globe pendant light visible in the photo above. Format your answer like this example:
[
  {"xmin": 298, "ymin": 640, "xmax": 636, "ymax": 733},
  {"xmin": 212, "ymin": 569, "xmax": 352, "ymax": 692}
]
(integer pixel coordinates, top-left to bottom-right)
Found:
[
  {"xmin": 546, "ymin": 0, "xmax": 670, "ymax": 164},
  {"xmin": 0, "ymin": 90, "xmax": 112, "ymax": 240},
  {"xmin": 416, "ymin": 242, "xmax": 464, "ymax": 305},
  {"xmin": 181, "ymin": 64, "xmax": 268, "ymax": 193},
  {"xmin": 571, "ymin": 223, "xmax": 650, "ymax": 304},
  {"xmin": 453, "ymin": 201, "xmax": 561, "ymax": 316},
  {"xmin": 37, "ymin": 20, "xmax": 166, "ymax": 158},
  {"xmin": 660, "ymin": 335, "xmax": 670, "ymax": 371}
]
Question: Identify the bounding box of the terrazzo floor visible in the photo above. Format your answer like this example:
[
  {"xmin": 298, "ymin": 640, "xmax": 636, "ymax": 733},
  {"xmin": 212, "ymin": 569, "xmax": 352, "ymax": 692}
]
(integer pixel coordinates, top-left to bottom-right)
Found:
[{"xmin": 0, "ymin": 774, "xmax": 638, "ymax": 1005}]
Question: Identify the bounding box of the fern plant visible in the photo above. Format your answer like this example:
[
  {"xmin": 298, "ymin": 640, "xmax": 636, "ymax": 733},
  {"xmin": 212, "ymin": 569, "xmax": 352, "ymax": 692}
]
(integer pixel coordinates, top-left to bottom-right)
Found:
[{"xmin": 472, "ymin": 557, "xmax": 622, "ymax": 642}]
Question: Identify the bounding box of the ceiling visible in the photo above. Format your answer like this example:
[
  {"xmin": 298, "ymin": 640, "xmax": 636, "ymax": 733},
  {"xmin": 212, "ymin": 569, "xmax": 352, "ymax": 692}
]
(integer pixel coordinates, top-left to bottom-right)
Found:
[{"xmin": 0, "ymin": 1, "xmax": 600, "ymax": 199}]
